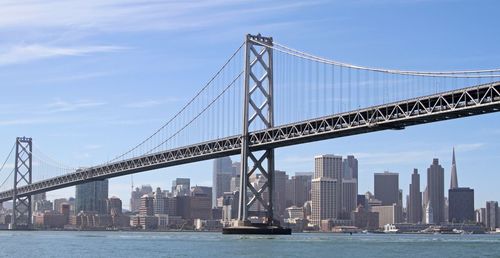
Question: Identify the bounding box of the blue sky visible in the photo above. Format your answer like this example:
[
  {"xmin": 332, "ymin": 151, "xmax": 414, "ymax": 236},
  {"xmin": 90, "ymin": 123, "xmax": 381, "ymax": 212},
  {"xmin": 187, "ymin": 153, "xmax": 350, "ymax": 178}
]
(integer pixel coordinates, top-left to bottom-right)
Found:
[{"xmin": 0, "ymin": 0, "xmax": 499, "ymax": 209}]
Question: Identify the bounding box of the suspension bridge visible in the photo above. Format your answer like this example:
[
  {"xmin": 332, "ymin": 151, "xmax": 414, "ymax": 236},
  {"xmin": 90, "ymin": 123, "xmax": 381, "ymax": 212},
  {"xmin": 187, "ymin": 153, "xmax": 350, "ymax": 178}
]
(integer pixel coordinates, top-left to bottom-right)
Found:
[{"xmin": 0, "ymin": 34, "xmax": 499, "ymax": 232}]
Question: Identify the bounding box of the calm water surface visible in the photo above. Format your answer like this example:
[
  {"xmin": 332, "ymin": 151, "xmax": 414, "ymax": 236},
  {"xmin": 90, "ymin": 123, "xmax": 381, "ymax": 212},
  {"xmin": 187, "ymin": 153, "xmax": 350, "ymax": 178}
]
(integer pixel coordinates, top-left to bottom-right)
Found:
[{"xmin": 1, "ymin": 231, "xmax": 499, "ymax": 257}]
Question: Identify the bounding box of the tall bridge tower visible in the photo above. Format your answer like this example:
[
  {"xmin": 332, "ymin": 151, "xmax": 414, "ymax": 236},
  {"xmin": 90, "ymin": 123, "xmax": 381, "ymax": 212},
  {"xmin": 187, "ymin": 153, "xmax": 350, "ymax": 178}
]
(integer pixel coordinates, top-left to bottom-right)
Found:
[
  {"xmin": 11, "ymin": 137, "xmax": 33, "ymax": 230},
  {"xmin": 224, "ymin": 34, "xmax": 290, "ymax": 234}
]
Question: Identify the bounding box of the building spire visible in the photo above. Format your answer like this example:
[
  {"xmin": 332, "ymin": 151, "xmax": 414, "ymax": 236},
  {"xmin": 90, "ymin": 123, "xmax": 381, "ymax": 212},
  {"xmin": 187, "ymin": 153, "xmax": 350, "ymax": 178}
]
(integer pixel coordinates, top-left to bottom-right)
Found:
[{"xmin": 450, "ymin": 147, "xmax": 458, "ymax": 189}]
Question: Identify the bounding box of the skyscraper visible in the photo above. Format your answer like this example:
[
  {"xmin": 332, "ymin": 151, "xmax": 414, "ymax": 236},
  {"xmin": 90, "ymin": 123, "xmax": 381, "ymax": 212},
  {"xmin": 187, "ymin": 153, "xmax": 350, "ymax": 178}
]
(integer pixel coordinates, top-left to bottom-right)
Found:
[
  {"xmin": 311, "ymin": 178, "xmax": 337, "ymax": 226},
  {"xmin": 291, "ymin": 172, "xmax": 312, "ymax": 207},
  {"xmin": 212, "ymin": 157, "xmax": 234, "ymax": 207},
  {"xmin": 130, "ymin": 185, "xmax": 153, "ymax": 213},
  {"xmin": 341, "ymin": 178, "xmax": 357, "ymax": 219},
  {"xmin": 374, "ymin": 172, "xmax": 399, "ymax": 206},
  {"xmin": 273, "ymin": 170, "xmax": 288, "ymax": 218},
  {"xmin": 408, "ymin": 169, "xmax": 422, "ymax": 224},
  {"xmin": 485, "ymin": 201, "xmax": 498, "ymax": 231},
  {"xmin": 172, "ymin": 178, "xmax": 190, "ymax": 197},
  {"xmin": 75, "ymin": 179, "xmax": 108, "ymax": 214},
  {"xmin": 427, "ymin": 158, "xmax": 445, "ymax": 224},
  {"xmin": 450, "ymin": 148, "xmax": 458, "ymax": 189},
  {"xmin": 106, "ymin": 196, "xmax": 123, "ymax": 215},
  {"xmin": 312, "ymin": 154, "xmax": 343, "ymax": 220},
  {"xmin": 448, "ymin": 187, "xmax": 474, "ymax": 223},
  {"xmin": 343, "ymin": 155, "xmax": 358, "ymax": 180},
  {"xmin": 153, "ymin": 187, "xmax": 167, "ymax": 215}
]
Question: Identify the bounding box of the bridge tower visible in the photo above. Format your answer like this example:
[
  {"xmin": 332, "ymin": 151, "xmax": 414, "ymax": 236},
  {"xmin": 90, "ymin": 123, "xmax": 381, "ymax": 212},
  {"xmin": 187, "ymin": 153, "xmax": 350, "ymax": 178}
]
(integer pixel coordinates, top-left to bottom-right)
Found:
[
  {"xmin": 11, "ymin": 137, "xmax": 33, "ymax": 230},
  {"xmin": 224, "ymin": 34, "xmax": 290, "ymax": 234}
]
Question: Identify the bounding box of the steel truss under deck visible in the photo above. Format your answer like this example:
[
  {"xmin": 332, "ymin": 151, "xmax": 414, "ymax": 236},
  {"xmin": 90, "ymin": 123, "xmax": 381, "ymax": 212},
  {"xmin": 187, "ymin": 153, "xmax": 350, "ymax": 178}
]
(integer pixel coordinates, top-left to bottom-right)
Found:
[{"xmin": 0, "ymin": 82, "xmax": 499, "ymax": 203}]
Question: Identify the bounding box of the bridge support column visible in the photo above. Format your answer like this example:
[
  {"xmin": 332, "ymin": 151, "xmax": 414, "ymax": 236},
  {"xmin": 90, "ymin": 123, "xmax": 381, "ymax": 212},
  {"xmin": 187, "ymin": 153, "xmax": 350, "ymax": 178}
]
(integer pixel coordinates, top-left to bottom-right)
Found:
[
  {"xmin": 11, "ymin": 137, "xmax": 32, "ymax": 230},
  {"xmin": 224, "ymin": 34, "xmax": 290, "ymax": 234}
]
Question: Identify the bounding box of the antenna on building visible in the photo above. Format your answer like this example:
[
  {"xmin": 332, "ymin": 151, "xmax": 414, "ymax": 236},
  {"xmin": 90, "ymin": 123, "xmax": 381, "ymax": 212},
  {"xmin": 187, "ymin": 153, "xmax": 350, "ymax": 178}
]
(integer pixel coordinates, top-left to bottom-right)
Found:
[{"xmin": 131, "ymin": 175, "xmax": 134, "ymax": 191}]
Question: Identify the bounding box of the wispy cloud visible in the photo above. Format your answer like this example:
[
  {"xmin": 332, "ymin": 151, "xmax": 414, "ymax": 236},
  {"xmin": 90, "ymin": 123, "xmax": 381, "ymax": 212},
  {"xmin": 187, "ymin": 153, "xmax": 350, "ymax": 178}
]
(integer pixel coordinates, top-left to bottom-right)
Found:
[
  {"xmin": 0, "ymin": 0, "xmax": 319, "ymax": 32},
  {"xmin": 0, "ymin": 44, "xmax": 126, "ymax": 66},
  {"xmin": 0, "ymin": 117, "xmax": 67, "ymax": 126},
  {"xmin": 45, "ymin": 99, "xmax": 106, "ymax": 113},
  {"xmin": 125, "ymin": 98, "xmax": 182, "ymax": 109}
]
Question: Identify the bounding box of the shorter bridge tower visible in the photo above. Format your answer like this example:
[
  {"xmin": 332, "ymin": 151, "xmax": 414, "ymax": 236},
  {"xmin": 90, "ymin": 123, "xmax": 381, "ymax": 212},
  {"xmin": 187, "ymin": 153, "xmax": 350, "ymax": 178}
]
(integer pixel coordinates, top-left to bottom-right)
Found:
[{"xmin": 11, "ymin": 137, "xmax": 33, "ymax": 230}]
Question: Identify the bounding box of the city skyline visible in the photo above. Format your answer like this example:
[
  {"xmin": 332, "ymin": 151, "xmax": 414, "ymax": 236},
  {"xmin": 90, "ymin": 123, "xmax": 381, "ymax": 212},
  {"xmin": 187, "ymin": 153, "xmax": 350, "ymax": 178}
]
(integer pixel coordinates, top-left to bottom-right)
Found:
[{"xmin": 1, "ymin": 0, "xmax": 499, "ymax": 212}]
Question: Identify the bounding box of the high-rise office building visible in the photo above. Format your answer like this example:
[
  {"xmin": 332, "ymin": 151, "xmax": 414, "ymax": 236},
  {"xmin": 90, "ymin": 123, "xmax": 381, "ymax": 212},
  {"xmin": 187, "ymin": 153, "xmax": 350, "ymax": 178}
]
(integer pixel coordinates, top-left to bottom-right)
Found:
[
  {"xmin": 448, "ymin": 187, "xmax": 474, "ymax": 223},
  {"xmin": 106, "ymin": 196, "xmax": 122, "ymax": 215},
  {"xmin": 374, "ymin": 171, "xmax": 399, "ymax": 206},
  {"xmin": 311, "ymin": 178, "xmax": 338, "ymax": 226},
  {"xmin": 139, "ymin": 195, "xmax": 154, "ymax": 216},
  {"xmin": 341, "ymin": 178, "xmax": 357, "ymax": 219},
  {"xmin": 274, "ymin": 170, "xmax": 288, "ymax": 218},
  {"xmin": 212, "ymin": 157, "xmax": 234, "ymax": 208},
  {"xmin": 486, "ymin": 201, "xmax": 498, "ymax": 231},
  {"xmin": 153, "ymin": 187, "xmax": 167, "ymax": 215},
  {"xmin": 75, "ymin": 179, "xmax": 108, "ymax": 214},
  {"xmin": 311, "ymin": 155, "xmax": 342, "ymax": 225},
  {"xmin": 130, "ymin": 185, "xmax": 153, "ymax": 213},
  {"xmin": 190, "ymin": 186, "xmax": 212, "ymax": 220},
  {"xmin": 316, "ymin": 155, "xmax": 343, "ymax": 213},
  {"xmin": 450, "ymin": 148, "xmax": 458, "ymax": 189},
  {"xmin": 172, "ymin": 178, "xmax": 190, "ymax": 197},
  {"xmin": 343, "ymin": 155, "xmax": 358, "ymax": 180},
  {"xmin": 314, "ymin": 155, "xmax": 343, "ymax": 180},
  {"xmin": 408, "ymin": 169, "xmax": 422, "ymax": 224},
  {"xmin": 291, "ymin": 172, "xmax": 312, "ymax": 207},
  {"xmin": 427, "ymin": 158, "xmax": 445, "ymax": 224}
]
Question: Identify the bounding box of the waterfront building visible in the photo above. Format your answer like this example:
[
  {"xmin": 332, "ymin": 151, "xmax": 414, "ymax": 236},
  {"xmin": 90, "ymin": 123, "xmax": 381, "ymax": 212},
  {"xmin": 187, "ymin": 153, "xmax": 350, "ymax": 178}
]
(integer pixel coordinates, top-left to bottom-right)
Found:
[
  {"xmin": 427, "ymin": 158, "xmax": 445, "ymax": 224},
  {"xmin": 374, "ymin": 171, "xmax": 399, "ymax": 206},
  {"xmin": 212, "ymin": 157, "xmax": 234, "ymax": 208},
  {"xmin": 34, "ymin": 211, "xmax": 66, "ymax": 229},
  {"xmin": 372, "ymin": 204, "xmax": 402, "ymax": 228},
  {"xmin": 352, "ymin": 205, "xmax": 379, "ymax": 230},
  {"xmin": 75, "ymin": 179, "xmax": 108, "ymax": 214},
  {"xmin": 448, "ymin": 187, "xmax": 474, "ymax": 223},
  {"xmin": 486, "ymin": 201, "xmax": 499, "ymax": 231},
  {"xmin": 61, "ymin": 203, "xmax": 71, "ymax": 224},
  {"xmin": 408, "ymin": 169, "xmax": 422, "ymax": 224}
]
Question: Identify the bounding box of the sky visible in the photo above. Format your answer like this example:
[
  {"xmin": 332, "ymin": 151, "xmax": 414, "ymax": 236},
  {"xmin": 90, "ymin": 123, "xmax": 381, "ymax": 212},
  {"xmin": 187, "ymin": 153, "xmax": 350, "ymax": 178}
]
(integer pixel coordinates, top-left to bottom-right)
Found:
[{"xmin": 0, "ymin": 0, "xmax": 499, "ymax": 209}]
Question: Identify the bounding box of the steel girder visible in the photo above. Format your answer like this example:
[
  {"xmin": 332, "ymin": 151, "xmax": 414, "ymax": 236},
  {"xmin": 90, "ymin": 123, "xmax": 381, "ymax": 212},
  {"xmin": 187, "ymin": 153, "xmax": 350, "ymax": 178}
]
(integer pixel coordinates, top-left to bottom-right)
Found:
[{"xmin": 0, "ymin": 82, "xmax": 499, "ymax": 203}]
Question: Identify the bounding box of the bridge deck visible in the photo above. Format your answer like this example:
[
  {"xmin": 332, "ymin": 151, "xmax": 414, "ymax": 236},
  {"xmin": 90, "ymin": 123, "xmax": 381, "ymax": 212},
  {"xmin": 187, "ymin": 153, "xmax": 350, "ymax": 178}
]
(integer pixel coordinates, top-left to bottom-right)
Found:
[{"xmin": 1, "ymin": 82, "xmax": 499, "ymax": 202}]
